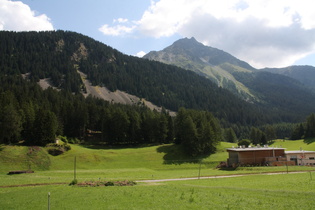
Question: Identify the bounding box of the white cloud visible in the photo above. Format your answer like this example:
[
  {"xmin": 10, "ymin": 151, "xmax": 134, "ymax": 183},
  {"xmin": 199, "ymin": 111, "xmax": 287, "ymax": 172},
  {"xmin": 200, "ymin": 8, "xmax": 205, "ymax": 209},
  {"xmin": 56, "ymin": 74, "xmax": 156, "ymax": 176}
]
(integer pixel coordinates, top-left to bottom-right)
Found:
[
  {"xmin": 0, "ymin": 0, "xmax": 54, "ymax": 31},
  {"xmin": 99, "ymin": 24, "xmax": 135, "ymax": 36},
  {"xmin": 100, "ymin": 0, "xmax": 315, "ymax": 68},
  {"xmin": 135, "ymin": 51, "xmax": 146, "ymax": 57},
  {"xmin": 114, "ymin": 18, "xmax": 129, "ymax": 23}
]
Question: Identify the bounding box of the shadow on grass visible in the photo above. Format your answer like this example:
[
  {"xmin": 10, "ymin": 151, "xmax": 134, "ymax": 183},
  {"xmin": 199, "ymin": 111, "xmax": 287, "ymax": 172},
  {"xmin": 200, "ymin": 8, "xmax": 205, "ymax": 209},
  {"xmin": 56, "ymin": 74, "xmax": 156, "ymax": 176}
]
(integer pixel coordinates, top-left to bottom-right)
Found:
[
  {"xmin": 156, "ymin": 144, "xmax": 204, "ymax": 165},
  {"xmin": 219, "ymin": 167, "xmax": 238, "ymax": 171},
  {"xmin": 304, "ymin": 138, "xmax": 315, "ymax": 145}
]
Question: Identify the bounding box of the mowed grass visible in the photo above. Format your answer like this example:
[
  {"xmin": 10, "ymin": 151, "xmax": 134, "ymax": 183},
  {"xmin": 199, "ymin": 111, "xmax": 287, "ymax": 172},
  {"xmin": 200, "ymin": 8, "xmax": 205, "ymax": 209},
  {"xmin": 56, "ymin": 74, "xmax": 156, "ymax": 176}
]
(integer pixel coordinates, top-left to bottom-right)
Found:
[
  {"xmin": 1, "ymin": 140, "xmax": 315, "ymax": 186},
  {"xmin": 272, "ymin": 138, "xmax": 315, "ymax": 150},
  {"xmin": 1, "ymin": 172, "xmax": 315, "ymax": 209},
  {"xmin": 1, "ymin": 140, "xmax": 315, "ymax": 209},
  {"xmin": 0, "ymin": 142, "xmax": 235, "ymax": 186}
]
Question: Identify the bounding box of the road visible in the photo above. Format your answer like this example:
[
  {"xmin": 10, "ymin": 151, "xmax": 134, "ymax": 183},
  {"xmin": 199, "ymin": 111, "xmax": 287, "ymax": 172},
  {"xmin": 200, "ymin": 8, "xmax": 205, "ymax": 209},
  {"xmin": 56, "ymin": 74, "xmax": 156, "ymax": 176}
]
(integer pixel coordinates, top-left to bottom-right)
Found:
[{"xmin": 136, "ymin": 171, "xmax": 308, "ymax": 183}]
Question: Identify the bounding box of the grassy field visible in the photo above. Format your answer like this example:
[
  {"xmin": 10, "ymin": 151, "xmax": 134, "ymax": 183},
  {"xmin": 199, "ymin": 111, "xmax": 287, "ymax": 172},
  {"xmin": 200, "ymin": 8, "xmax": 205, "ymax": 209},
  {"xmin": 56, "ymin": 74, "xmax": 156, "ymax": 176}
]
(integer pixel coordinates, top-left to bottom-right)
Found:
[
  {"xmin": 1, "ymin": 172, "xmax": 315, "ymax": 209},
  {"xmin": 1, "ymin": 140, "xmax": 315, "ymax": 185},
  {"xmin": 1, "ymin": 139, "xmax": 315, "ymax": 209}
]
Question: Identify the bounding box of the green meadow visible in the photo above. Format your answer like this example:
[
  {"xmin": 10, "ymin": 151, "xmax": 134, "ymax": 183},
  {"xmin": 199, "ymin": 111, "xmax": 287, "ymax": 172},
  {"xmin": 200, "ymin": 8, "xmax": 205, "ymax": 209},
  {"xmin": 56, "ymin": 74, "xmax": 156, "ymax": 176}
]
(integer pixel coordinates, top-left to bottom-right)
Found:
[
  {"xmin": 1, "ymin": 173, "xmax": 315, "ymax": 209},
  {"xmin": 1, "ymin": 139, "xmax": 315, "ymax": 209}
]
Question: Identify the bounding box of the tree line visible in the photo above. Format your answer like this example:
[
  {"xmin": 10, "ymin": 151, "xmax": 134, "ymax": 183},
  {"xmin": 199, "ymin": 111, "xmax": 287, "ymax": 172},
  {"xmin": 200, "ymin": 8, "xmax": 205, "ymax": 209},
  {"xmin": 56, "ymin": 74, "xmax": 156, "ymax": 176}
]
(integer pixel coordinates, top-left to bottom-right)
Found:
[
  {"xmin": 291, "ymin": 113, "xmax": 315, "ymax": 140},
  {"xmin": 1, "ymin": 30, "xmax": 311, "ymax": 130},
  {"xmin": 0, "ymin": 74, "xmax": 310, "ymax": 155},
  {"xmin": 0, "ymin": 75, "xmax": 223, "ymax": 156},
  {"xmin": 0, "ymin": 30, "xmax": 313, "ymax": 155}
]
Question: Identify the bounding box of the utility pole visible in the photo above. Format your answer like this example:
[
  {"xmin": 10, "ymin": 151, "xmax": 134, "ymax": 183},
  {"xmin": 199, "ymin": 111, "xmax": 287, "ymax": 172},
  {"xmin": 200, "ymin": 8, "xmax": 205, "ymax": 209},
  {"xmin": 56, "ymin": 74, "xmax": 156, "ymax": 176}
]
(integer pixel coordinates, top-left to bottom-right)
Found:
[
  {"xmin": 198, "ymin": 160, "xmax": 202, "ymax": 179},
  {"xmin": 48, "ymin": 192, "xmax": 50, "ymax": 210},
  {"xmin": 74, "ymin": 156, "xmax": 77, "ymax": 180}
]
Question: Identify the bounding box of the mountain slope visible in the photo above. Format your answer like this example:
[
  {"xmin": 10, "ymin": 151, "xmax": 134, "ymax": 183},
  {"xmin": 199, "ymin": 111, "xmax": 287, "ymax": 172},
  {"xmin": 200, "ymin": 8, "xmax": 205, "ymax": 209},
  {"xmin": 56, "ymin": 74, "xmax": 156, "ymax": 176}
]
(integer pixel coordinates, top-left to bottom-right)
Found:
[
  {"xmin": 144, "ymin": 37, "xmax": 257, "ymax": 101},
  {"xmin": 1, "ymin": 31, "xmax": 315, "ymax": 126},
  {"xmin": 144, "ymin": 37, "xmax": 315, "ymax": 122},
  {"xmin": 0, "ymin": 30, "xmax": 266, "ymax": 126},
  {"xmin": 261, "ymin": 65, "xmax": 315, "ymax": 91}
]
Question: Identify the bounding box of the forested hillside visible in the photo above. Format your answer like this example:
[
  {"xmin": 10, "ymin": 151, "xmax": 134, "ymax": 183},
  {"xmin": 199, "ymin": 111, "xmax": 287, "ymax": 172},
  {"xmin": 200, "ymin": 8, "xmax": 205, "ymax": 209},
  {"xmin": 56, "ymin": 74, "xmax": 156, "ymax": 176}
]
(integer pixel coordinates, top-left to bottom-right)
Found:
[
  {"xmin": 261, "ymin": 65, "xmax": 315, "ymax": 91},
  {"xmin": 144, "ymin": 37, "xmax": 315, "ymax": 124},
  {"xmin": 0, "ymin": 30, "xmax": 266, "ymax": 125},
  {"xmin": 144, "ymin": 37, "xmax": 256, "ymax": 101},
  {"xmin": 1, "ymin": 30, "xmax": 314, "ymax": 149}
]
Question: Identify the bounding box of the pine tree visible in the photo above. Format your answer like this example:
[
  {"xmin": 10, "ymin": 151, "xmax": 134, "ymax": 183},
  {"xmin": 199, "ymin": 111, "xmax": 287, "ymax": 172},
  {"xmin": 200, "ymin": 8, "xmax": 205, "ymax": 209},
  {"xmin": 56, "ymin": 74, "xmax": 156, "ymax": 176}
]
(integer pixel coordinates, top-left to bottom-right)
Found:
[
  {"xmin": 291, "ymin": 123, "xmax": 305, "ymax": 140},
  {"xmin": 0, "ymin": 105, "xmax": 22, "ymax": 144},
  {"xmin": 305, "ymin": 113, "xmax": 315, "ymax": 138},
  {"xmin": 27, "ymin": 109, "xmax": 58, "ymax": 146},
  {"xmin": 224, "ymin": 128, "xmax": 237, "ymax": 143}
]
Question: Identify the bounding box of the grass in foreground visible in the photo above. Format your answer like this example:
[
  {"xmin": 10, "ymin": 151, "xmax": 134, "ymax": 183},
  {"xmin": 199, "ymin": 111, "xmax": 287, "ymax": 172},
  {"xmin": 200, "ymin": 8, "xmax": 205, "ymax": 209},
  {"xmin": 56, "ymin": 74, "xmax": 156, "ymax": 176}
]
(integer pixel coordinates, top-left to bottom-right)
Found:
[{"xmin": 0, "ymin": 172, "xmax": 315, "ymax": 209}]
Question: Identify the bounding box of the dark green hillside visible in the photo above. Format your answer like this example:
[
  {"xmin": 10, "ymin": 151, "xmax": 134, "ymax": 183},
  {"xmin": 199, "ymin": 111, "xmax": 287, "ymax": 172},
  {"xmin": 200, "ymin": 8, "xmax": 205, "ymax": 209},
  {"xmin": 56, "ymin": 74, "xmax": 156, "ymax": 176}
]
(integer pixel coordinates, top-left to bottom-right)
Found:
[
  {"xmin": 0, "ymin": 30, "xmax": 265, "ymax": 126},
  {"xmin": 262, "ymin": 65, "xmax": 315, "ymax": 91},
  {"xmin": 144, "ymin": 37, "xmax": 256, "ymax": 101},
  {"xmin": 233, "ymin": 71, "xmax": 315, "ymax": 121},
  {"xmin": 1, "ymin": 30, "xmax": 315, "ymax": 143},
  {"xmin": 144, "ymin": 36, "xmax": 315, "ymax": 124}
]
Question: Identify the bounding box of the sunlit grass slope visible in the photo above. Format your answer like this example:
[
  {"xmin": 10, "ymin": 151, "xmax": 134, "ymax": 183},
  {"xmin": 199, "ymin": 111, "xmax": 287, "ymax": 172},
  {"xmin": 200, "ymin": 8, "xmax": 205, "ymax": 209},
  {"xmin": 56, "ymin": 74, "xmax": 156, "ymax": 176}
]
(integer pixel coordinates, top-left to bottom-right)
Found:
[{"xmin": 1, "ymin": 140, "xmax": 315, "ymax": 186}]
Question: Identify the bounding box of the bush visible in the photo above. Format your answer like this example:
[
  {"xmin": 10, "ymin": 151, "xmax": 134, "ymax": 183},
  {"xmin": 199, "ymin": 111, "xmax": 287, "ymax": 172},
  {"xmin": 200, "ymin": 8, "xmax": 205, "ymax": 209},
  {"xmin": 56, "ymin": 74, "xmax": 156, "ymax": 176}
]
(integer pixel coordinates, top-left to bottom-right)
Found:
[
  {"xmin": 64, "ymin": 144, "xmax": 71, "ymax": 151},
  {"xmin": 68, "ymin": 138, "xmax": 81, "ymax": 144},
  {"xmin": 237, "ymin": 139, "xmax": 251, "ymax": 147},
  {"xmin": 104, "ymin": 181, "xmax": 114, "ymax": 186},
  {"xmin": 69, "ymin": 179, "xmax": 78, "ymax": 185},
  {"xmin": 58, "ymin": 136, "xmax": 68, "ymax": 143},
  {"xmin": 46, "ymin": 143, "xmax": 71, "ymax": 156}
]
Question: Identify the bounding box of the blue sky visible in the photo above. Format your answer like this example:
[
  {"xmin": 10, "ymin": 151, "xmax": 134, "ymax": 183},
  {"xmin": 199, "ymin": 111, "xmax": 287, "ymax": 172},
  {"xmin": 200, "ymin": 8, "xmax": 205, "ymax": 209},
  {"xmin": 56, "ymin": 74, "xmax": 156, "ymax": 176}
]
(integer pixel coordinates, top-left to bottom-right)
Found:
[{"xmin": 1, "ymin": 0, "xmax": 315, "ymax": 68}]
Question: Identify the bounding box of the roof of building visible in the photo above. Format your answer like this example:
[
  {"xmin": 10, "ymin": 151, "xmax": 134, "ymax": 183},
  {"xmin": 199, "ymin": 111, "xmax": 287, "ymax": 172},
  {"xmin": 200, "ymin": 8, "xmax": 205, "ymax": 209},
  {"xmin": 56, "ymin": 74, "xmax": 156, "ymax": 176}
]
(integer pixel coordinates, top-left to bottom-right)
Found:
[
  {"xmin": 226, "ymin": 146, "xmax": 285, "ymax": 152},
  {"xmin": 285, "ymin": 150, "xmax": 315, "ymax": 154}
]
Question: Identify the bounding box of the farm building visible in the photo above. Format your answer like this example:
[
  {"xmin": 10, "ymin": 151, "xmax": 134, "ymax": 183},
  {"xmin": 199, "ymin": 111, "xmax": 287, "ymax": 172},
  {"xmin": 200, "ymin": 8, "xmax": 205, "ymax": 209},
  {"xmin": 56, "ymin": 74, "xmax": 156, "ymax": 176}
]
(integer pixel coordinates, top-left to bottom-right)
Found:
[
  {"xmin": 226, "ymin": 146, "xmax": 293, "ymax": 167},
  {"xmin": 226, "ymin": 146, "xmax": 315, "ymax": 167},
  {"xmin": 285, "ymin": 150, "xmax": 315, "ymax": 166}
]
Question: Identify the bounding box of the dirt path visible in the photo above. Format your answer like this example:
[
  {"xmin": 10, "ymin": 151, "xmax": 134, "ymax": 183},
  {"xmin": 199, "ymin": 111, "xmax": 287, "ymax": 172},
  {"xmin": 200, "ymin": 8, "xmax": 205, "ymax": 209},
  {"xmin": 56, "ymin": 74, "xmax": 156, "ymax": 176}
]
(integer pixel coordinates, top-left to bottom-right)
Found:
[
  {"xmin": 0, "ymin": 182, "xmax": 67, "ymax": 188},
  {"xmin": 137, "ymin": 171, "xmax": 308, "ymax": 183},
  {"xmin": 0, "ymin": 171, "xmax": 309, "ymax": 188}
]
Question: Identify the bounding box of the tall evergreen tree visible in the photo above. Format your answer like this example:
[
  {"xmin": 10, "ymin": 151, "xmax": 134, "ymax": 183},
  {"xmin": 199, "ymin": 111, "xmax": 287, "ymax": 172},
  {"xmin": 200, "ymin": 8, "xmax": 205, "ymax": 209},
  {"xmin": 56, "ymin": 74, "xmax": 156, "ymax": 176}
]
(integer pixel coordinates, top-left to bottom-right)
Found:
[
  {"xmin": 291, "ymin": 123, "xmax": 305, "ymax": 140},
  {"xmin": 264, "ymin": 125, "xmax": 276, "ymax": 143},
  {"xmin": 305, "ymin": 113, "xmax": 315, "ymax": 138},
  {"xmin": 0, "ymin": 105, "xmax": 22, "ymax": 144},
  {"xmin": 224, "ymin": 128, "xmax": 237, "ymax": 143},
  {"xmin": 26, "ymin": 109, "xmax": 58, "ymax": 146}
]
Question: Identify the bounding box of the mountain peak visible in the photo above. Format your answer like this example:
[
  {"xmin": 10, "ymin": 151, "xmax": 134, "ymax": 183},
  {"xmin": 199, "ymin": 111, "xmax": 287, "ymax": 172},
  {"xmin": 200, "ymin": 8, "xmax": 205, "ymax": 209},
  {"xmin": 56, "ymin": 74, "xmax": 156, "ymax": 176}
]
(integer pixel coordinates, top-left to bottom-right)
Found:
[
  {"xmin": 182, "ymin": 37, "xmax": 198, "ymax": 42},
  {"xmin": 171, "ymin": 37, "xmax": 203, "ymax": 49},
  {"xmin": 143, "ymin": 36, "xmax": 257, "ymax": 101},
  {"xmin": 145, "ymin": 37, "xmax": 254, "ymax": 70}
]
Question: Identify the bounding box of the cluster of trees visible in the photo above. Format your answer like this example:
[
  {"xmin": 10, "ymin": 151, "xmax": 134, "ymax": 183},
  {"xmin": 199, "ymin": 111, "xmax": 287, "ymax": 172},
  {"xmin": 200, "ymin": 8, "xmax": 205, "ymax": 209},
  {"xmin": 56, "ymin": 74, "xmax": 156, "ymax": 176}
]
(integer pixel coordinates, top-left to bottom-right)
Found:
[
  {"xmin": 174, "ymin": 108, "xmax": 222, "ymax": 157},
  {"xmin": 0, "ymin": 75, "xmax": 172, "ymax": 146},
  {"xmin": 291, "ymin": 113, "xmax": 315, "ymax": 140},
  {"xmin": 0, "ymin": 75, "xmax": 223, "ymax": 157}
]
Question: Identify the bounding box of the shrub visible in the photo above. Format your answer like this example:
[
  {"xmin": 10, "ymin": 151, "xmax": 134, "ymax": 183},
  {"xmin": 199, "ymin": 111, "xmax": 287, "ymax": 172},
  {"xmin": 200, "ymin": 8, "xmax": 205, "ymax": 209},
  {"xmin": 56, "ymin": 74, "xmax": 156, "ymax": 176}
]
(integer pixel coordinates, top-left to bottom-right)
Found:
[
  {"xmin": 58, "ymin": 136, "xmax": 68, "ymax": 143},
  {"xmin": 64, "ymin": 144, "xmax": 71, "ymax": 151},
  {"xmin": 104, "ymin": 181, "xmax": 114, "ymax": 186},
  {"xmin": 46, "ymin": 143, "xmax": 71, "ymax": 156},
  {"xmin": 69, "ymin": 179, "xmax": 78, "ymax": 185},
  {"xmin": 237, "ymin": 139, "xmax": 251, "ymax": 147},
  {"xmin": 68, "ymin": 138, "xmax": 81, "ymax": 144}
]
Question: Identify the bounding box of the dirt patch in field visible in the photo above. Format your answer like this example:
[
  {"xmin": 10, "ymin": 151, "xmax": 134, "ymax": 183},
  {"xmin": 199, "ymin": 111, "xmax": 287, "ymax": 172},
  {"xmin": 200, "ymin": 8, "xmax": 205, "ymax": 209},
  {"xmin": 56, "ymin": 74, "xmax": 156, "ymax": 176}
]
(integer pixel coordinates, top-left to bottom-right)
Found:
[{"xmin": 0, "ymin": 182, "xmax": 67, "ymax": 188}]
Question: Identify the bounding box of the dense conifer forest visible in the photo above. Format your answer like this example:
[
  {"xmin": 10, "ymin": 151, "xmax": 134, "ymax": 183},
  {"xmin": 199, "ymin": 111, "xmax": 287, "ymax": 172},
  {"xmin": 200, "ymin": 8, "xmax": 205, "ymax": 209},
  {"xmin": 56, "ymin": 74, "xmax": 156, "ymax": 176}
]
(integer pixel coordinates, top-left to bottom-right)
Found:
[{"xmin": 1, "ymin": 30, "xmax": 315, "ymax": 155}]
